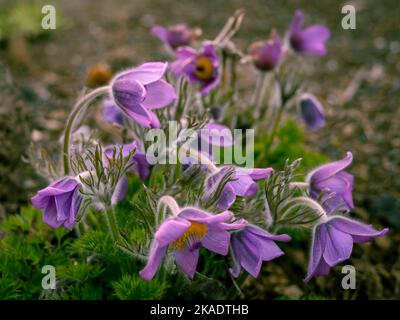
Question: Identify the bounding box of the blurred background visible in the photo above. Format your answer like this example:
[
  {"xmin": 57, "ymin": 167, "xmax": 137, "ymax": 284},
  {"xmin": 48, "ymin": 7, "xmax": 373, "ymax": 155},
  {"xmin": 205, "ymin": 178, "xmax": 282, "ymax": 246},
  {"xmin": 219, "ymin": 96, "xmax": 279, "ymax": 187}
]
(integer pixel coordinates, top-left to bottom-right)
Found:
[{"xmin": 0, "ymin": 0, "xmax": 399, "ymax": 299}]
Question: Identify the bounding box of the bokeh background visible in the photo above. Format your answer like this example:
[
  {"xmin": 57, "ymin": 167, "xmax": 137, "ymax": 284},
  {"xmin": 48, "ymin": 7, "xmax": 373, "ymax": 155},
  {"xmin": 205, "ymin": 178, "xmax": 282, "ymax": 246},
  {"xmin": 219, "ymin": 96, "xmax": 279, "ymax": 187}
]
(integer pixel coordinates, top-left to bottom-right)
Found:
[{"xmin": 0, "ymin": 0, "xmax": 399, "ymax": 299}]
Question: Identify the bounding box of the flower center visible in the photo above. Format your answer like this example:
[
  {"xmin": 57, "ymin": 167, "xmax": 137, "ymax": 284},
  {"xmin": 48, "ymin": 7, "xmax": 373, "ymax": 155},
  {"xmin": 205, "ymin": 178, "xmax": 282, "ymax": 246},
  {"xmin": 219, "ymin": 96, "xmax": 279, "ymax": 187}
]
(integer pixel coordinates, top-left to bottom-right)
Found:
[
  {"xmin": 194, "ymin": 57, "xmax": 214, "ymax": 81},
  {"xmin": 172, "ymin": 221, "xmax": 207, "ymax": 251}
]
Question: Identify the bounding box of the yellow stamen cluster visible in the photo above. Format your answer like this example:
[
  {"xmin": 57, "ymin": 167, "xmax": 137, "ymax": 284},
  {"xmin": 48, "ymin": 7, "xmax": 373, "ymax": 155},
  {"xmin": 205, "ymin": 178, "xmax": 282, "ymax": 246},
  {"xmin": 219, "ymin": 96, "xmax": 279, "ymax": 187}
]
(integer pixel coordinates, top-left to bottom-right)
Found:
[
  {"xmin": 172, "ymin": 221, "xmax": 207, "ymax": 251},
  {"xmin": 194, "ymin": 57, "xmax": 214, "ymax": 81}
]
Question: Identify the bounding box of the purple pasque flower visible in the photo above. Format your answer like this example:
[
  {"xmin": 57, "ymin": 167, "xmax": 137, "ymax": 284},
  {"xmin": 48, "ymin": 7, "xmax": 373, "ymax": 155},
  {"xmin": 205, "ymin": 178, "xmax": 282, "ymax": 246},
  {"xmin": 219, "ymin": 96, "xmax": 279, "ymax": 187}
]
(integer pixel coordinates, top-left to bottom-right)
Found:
[
  {"xmin": 305, "ymin": 215, "xmax": 388, "ymax": 282},
  {"xmin": 299, "ymin": 93, "xmax": 326, "ymax": 131},
  {"xmin": 152, "ymin": 24, "xmax": 197, "ymax": 50},
  {"xmin": 31, "ymin": 176, "xmax": 83, "ymax": 230},
  {"xmin": 139, "ymin": 207, "xmax": 247, "ymax": 280},
  {"xmin": 110, "ymin": 62, "xmax": 176, "ymax": 129},
  {"xmin": 307, "ymin": 152, "xmax": 354, "ymax": 212},
  {"xmin": 204, "ymin": 166, "xmax": 274, "ymax": 210},
  {"xmin": 171, "ymin": 43, "xmax": 219, "ymax": 96},
  {"xmin": 230, "ymin": 224, "xmax": 291, "ymax": 278},
  {"xmin": 289, "ymin": 10, "xmax": 330, "ymax": 56},
  {"xmin": 249, "ymin": 34, "xmax": 283, "ymax": 72},
  {"xmin": 102, "ymin": 98, "xmax": 124, "ymax": 126}
]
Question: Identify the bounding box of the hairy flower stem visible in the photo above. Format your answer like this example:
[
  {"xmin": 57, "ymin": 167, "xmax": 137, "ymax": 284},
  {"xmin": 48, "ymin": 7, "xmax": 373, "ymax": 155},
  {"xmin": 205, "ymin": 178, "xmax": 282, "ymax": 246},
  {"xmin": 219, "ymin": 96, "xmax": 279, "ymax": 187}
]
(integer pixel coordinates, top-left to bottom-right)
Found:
[
  {"xmin": 262, "ymin": 102, "xmax": 285, "ymax": 157},
  {"xmin": 105, "ymin": 205, "xmax": 121, "ymax": 242},
  {"xmin": 290, "ymin": 182, "xmax": 309, "ymax": 188},
  {"xmin": 253, "ymin": 72, "xmax": 267, "ymax": 118},
  {"xmin": 63, "ymin": 86, "xmax": 109, "ymax": 175},
  {"xmin": 177, "ymin": 145, "xmax": 219, "ymax": 173},
  {"xmin": 158, "ymin": 195, "xmax": 181, "ymax": 216}
]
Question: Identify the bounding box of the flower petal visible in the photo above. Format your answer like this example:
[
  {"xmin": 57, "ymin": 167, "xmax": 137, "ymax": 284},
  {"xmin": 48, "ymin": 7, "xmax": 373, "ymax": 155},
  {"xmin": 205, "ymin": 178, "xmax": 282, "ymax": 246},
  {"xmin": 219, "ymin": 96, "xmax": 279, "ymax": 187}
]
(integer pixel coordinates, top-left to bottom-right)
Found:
[
  {"xmin": 329, "ymin": 216, "xmax": 388, "ymax": 243},
  {"xmin": 229, "ymin": 172, "xmax": 258, "ymax": 197},
  {"xmin": 174, "ymin": 247, "xmax": 199, "ymax": 279},
  {"xmin": 120, "ymin": 62, "xmax": 168, "ymax": 85},
  {"xmin": 323, "ymin": 224, "xmax": 353, "ymax": 267},
  {"xmin": 246, "ymin": 225, "xmax": 291, "ymax": 242},
  {"xmin": 111, "ymin": 175, "xmax": 129, "ymax": 205},
  {"xmin": 229, "ymin": 237, "xmax": 242, "ymax": 278},
  {"xmin": 139, "ymin": 241, "xmax": 168, "ymax": 281},
  {"xmin": 155, "ymin": 217, "xmax": 191, "ymax": 247},
  {"xmin": 141, "ymin": 80, "xmax": 176, "ymax": 109},
  {"xmin": 43, "ymin": 198, "xmax": 64, "ymax": 228},
  {"xmin": 310, "ymin": 152, "xmax": 353, "ymax": 185},
  {"xmin": 36, "ymin": 177, "xmax": 79, "ymax": 197},
  {"xmin": 201, "ymin": 226, "xmax": 230, "ymax": 255},
  {"xmin": 120, "ymin": 102, "xmax": 160, "ymax": 128},
  {"xmin": 305, "ymin": 223, "xmax": 327, "ymax": 282},
  {"xmin": 298, "ymin": 25, "xmax": 330, "ymax": 56},
  {"xmin": 235, "ymin": 234, "xmax": 263, "ymax": 278},
  {"xmin": 234, "ymin": 167, "xmax": 273, "ymax": 180},
  {"xmin": 151, "ymin": 26, "xmax": 168, "ymax": 43}
]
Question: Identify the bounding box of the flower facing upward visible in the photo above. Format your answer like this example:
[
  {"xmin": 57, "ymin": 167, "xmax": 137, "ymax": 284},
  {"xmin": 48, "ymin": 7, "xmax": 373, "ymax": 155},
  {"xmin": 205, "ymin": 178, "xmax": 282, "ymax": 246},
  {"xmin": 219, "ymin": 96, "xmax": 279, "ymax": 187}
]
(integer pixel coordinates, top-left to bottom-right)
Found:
[
  {"xmin": 140, "ymin": 207, "xmax": 247, "ymax": 280},
  {"xmin": 171, "ymin": 43, "xmax": 219, "ymax": 96},
  {"xmin": 249, "ymin": 34, "xmax": 283, "ymax": 72},
  {"xmin": 110, "ymin": 62, "xmax": 176, "ymax": 129},
  {"xmin": 289, "ymin": 10, "xmax": 330, "ymax": 56},
  {"xmin": 203, "ymin": 166, "xmax": 273, "ymax": 210},
  {"xmin": 230, "ymin": 224, "xmax": 291, "ymax": 278},
  {"xmin": 305, "ymin": 216, "xmax": 388, "ymax": 282},
  {"xmin": 151, "ymin": 24, "xmax": 197, "ymax": 50},
  {"xmin": 299, "ymin": 94, "xmax": 326, "ymax": 131},
  {"xmin": 31, "ymin": 177, "xmax": 83, "ymax": 230},
  {"xmin": 307, "ymin": 152, "xmax": 354, "ymax": 212}
]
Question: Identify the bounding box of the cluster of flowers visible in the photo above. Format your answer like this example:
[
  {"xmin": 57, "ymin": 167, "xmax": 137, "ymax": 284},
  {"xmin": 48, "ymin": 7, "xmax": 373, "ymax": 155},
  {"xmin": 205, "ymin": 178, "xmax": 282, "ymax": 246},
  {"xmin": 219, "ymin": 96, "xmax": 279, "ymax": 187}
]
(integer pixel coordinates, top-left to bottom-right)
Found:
[{"xmin": 32, "ymin": 10, "xmax": 387, "ymax": 284}]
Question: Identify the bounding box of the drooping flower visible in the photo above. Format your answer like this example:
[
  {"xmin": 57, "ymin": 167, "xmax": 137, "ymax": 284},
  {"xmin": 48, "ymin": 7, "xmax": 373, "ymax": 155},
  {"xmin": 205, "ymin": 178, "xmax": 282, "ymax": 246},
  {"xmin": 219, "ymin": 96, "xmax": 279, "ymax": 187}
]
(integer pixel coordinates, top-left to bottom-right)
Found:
[
  {"xmin": 110, "ymin": 62, "xmax": 176, "ymax": 128},
  {"xmin": 140, "ymin": 206, "xmax": 246, "ymax": 280},
  {"xmin": 289, "ymin": 10, "xmax": 330, "ymax": 56},
  {"xmin": 299, "ymin": 93, "xmax": 326, "ymax": 131},
  {"xmin": 171, "ymin": 43, "xmax": 219, "ymax": 96},
  {"xmin": 249, "ymin": 34, "xmax": 283, "ymax": 72},
  {"xmin": 307, "ymin": 152, "xmax": 354, "ymax": 212},
  {"xmin": 230, "ymin": 224, "xmax": 291, "ymax": 278},
  {"xmin": 203, "ymin": 166, "xmax": 274, "ymax": 210},
  {"xmin": 305, "ymin": 216, "xmax": 388, "ymax": 282},
  {"xmin": 151, "ymin": 24, "xmax": 197, "ymax": 50},
  {"xmin": 102, "ymin": 98, "xmax": 124, "ymax": 126},
  {"xmin": 31, "ymin": 177, "xmax": 83, "ymax": 230}
]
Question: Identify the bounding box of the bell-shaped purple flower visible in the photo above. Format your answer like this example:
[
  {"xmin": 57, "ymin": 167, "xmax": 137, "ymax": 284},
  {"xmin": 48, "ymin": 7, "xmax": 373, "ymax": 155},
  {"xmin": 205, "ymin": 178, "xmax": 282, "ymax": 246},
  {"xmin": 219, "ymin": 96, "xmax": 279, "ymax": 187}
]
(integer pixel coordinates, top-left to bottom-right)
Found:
[
  {"xmin": 230, "ymin": 224, "xmax": 291, "ymax": 278},
  {"xmin": 110, "ymin": 62, "xmax": 176, "ymax": 128},
  {"xmin": 307, "ymin": 152, "xmax": 354, "ymax": 212},
  {"xmin": 152, "ymin": 24, "xmax": 197, "ymax": 50},
  {"xmin": 171, "ymin": 43, "xmax": 219, "ymax": 96},
  {"xmin": 249, "ymin": 34, "xmax": 283, "ymax": 72},
  {"xmin": 305, "ymin": 216, "xmax": 388, "ymax": 282},
  {"xmin": 102, "ymin": 98, "xmax": 124, "ymax": 126},
  {"xmin": 299, "ymin": 94, "xmax": 326, "ymax": 131},
  {"xmin": 289, "ymin": 10, "xmax": 330, "ymax": 56},
  {"xmin": 140, "ymin": 208, "xmax": 246, "ymax": 280},
  {"xmin": 204, "ymin": 166, "xmax": 273, "ymax": 210},
  {"xmin": 31, "ymin": 177, "xmax": 83, "ymax": 230}
]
